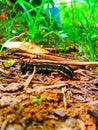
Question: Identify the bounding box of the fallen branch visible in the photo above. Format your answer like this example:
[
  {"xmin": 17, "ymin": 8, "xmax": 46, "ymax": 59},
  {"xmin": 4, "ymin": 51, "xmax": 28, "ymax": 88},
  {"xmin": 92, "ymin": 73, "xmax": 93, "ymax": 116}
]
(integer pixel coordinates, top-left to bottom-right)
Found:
[
  {"xmin": 23, "ymin": 58, "xmax": 98, "ymax": 67},
  {"xmin": 15, "ymin": 52, "xmax": 98, "ymax": 67}
]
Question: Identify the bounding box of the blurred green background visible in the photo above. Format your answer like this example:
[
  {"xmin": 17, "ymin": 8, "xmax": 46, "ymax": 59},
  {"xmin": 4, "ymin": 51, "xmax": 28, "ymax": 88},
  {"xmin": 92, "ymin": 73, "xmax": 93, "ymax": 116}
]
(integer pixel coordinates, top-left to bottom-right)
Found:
[{"xmin": 0, "ymin": 0, "xmax": 98, "ymax": 61}]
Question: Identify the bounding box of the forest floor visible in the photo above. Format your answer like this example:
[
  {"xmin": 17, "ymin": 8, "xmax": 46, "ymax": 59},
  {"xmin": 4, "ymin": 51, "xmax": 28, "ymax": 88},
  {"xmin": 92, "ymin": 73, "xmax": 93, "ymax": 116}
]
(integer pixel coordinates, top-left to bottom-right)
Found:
[{"xmin": 0, "ymin": 46, "xmax": 98, "ymax": 130}]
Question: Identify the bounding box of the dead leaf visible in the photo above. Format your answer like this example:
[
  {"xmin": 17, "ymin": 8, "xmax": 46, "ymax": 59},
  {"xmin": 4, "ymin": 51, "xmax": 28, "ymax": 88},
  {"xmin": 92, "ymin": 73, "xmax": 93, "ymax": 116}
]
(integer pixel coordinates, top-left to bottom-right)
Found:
[
  {"xmin": 5, "ymin": 82, "xmax": 22, "ymax": 92},
  {"xmin": 4, "ymin": 41, "xmax": 49, "ymax": 54}
]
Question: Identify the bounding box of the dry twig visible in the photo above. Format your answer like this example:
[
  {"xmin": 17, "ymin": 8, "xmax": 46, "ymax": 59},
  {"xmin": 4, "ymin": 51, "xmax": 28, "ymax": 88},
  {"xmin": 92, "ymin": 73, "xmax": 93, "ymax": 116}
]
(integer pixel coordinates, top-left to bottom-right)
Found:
[{"xmin": 23, "ymin": 66, "xmax": 36, "ymax": 89}]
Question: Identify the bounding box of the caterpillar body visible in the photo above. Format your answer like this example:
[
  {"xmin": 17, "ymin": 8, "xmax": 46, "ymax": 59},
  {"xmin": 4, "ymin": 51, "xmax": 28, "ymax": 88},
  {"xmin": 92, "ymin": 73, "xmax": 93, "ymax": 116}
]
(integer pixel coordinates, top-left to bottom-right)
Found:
[{"xmin": 20, "ymin": 62, "xmax": 74, "ymax": 79}]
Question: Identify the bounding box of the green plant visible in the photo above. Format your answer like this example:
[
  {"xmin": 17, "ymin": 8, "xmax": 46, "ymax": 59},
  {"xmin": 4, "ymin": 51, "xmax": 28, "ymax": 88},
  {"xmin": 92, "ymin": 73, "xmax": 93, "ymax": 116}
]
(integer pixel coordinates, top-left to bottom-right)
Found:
[
  {"xmin": 16, "ymin": 104, "xmax": 23, "ymax": 113},
  {"xmin": 12, "ymin": 0, "xmax": 49, "ymax": 41},
  {"xmin": 77, "ymin": 1, "xmax": 97, "ymax": 61},
  {"xmin": 60, "ymin": 0, "xmax": 97, "ymax": 61},
  {"xmin": 0, "ymin": 0, "xmax": 97, "ymax": 61},
  {"xmin": 32, "ymin": 95, "xmax": 45, "ymax": 104}
]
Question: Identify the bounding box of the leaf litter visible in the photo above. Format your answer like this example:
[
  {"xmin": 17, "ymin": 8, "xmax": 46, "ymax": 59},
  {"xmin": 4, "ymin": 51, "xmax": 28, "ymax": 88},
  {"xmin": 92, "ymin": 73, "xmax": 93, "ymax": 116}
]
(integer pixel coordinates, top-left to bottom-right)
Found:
[{"xmin": 0, "ymin": 50, "xmax": 98, "ymax": 130}]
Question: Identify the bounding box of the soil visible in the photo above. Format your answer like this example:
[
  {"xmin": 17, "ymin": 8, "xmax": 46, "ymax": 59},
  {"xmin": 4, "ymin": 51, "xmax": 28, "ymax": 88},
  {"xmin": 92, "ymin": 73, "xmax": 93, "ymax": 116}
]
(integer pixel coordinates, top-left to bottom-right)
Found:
[{"xmin": 0, "ymin": 50, "xmax": 98, "ymax": 130}]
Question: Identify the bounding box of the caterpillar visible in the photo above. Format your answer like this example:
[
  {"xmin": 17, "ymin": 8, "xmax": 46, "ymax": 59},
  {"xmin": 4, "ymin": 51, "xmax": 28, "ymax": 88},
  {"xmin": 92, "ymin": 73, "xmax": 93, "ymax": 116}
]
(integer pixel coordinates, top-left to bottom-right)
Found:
[{"xmin": 20, "ymin": 62, "xmax": 74, "ymax": 79}]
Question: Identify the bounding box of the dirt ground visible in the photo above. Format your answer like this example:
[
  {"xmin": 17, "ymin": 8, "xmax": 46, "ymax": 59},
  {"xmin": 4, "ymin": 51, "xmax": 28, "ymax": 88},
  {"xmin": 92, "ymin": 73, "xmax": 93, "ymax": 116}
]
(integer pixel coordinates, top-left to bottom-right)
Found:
[{"xmin": 0, "ymin": 50, "xmax": 98, "ymax": 130}]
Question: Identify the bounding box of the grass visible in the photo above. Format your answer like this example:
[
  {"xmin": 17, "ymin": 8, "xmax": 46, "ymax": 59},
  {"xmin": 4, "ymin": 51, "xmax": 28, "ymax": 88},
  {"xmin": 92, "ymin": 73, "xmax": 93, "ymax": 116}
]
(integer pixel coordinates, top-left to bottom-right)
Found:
[
  {"xmin": 60, "ymin": 0, "xmax": 98, "ymax": 61},
  {"xmin": 0, "ymin": 0, "xmax": 98, "ymax": 61}
]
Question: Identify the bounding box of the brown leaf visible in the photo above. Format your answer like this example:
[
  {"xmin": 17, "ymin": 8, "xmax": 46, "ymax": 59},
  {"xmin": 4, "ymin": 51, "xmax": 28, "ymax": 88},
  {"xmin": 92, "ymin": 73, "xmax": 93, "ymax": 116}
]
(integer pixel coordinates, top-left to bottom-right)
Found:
[
  {"xmin": 4, "ymin": 41, "xmax": 49, "ymax": 54},
  {"xmin": 5, "ymin": 82, "xmax": 22, "ymax": 92}
]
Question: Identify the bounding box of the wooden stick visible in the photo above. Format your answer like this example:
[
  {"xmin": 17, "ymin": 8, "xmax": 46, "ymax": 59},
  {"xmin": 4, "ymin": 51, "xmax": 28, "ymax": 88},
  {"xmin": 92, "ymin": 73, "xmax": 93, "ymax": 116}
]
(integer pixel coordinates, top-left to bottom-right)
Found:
[
  {"xmin": 15, "ymin": 52, "xmax": 98, "ymax": 67},
  {"xmin": 23, "ymin": 59, "xmax": 98, "ymax": 67}
]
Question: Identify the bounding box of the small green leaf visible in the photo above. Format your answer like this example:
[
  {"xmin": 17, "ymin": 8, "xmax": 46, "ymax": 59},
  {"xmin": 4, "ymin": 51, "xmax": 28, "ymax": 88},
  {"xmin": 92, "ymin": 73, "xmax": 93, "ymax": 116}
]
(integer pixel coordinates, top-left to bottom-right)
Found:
[
  {"xmin": 40, "ymin": 95, "xmax": 45, "ymax": 101},
  {"xmin": 4, "ymin": 59, "xmax": 16, "ymax": 67},
  {"xmin": 32, "ymin": 95, "xmax": 45, "ymax": 104},
  {"xmin": 32, "ymin": 98, "xmax": 40, "ymax": 104},
  {"xmin": 16, "ymin": 104, "xmax": 23, "ymax": 113}
]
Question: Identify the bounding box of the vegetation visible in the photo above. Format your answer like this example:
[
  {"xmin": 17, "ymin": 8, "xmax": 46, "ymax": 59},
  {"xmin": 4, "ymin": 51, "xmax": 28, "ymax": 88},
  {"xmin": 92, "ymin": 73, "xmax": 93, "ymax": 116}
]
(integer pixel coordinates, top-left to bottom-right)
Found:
[
  {"xmin": 0, "ymin": 0, "xmax": 98, "ymax": 61},
  {"xmin": 60, "ymin": 0, "xmax": 98, "ymax": 61}
]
